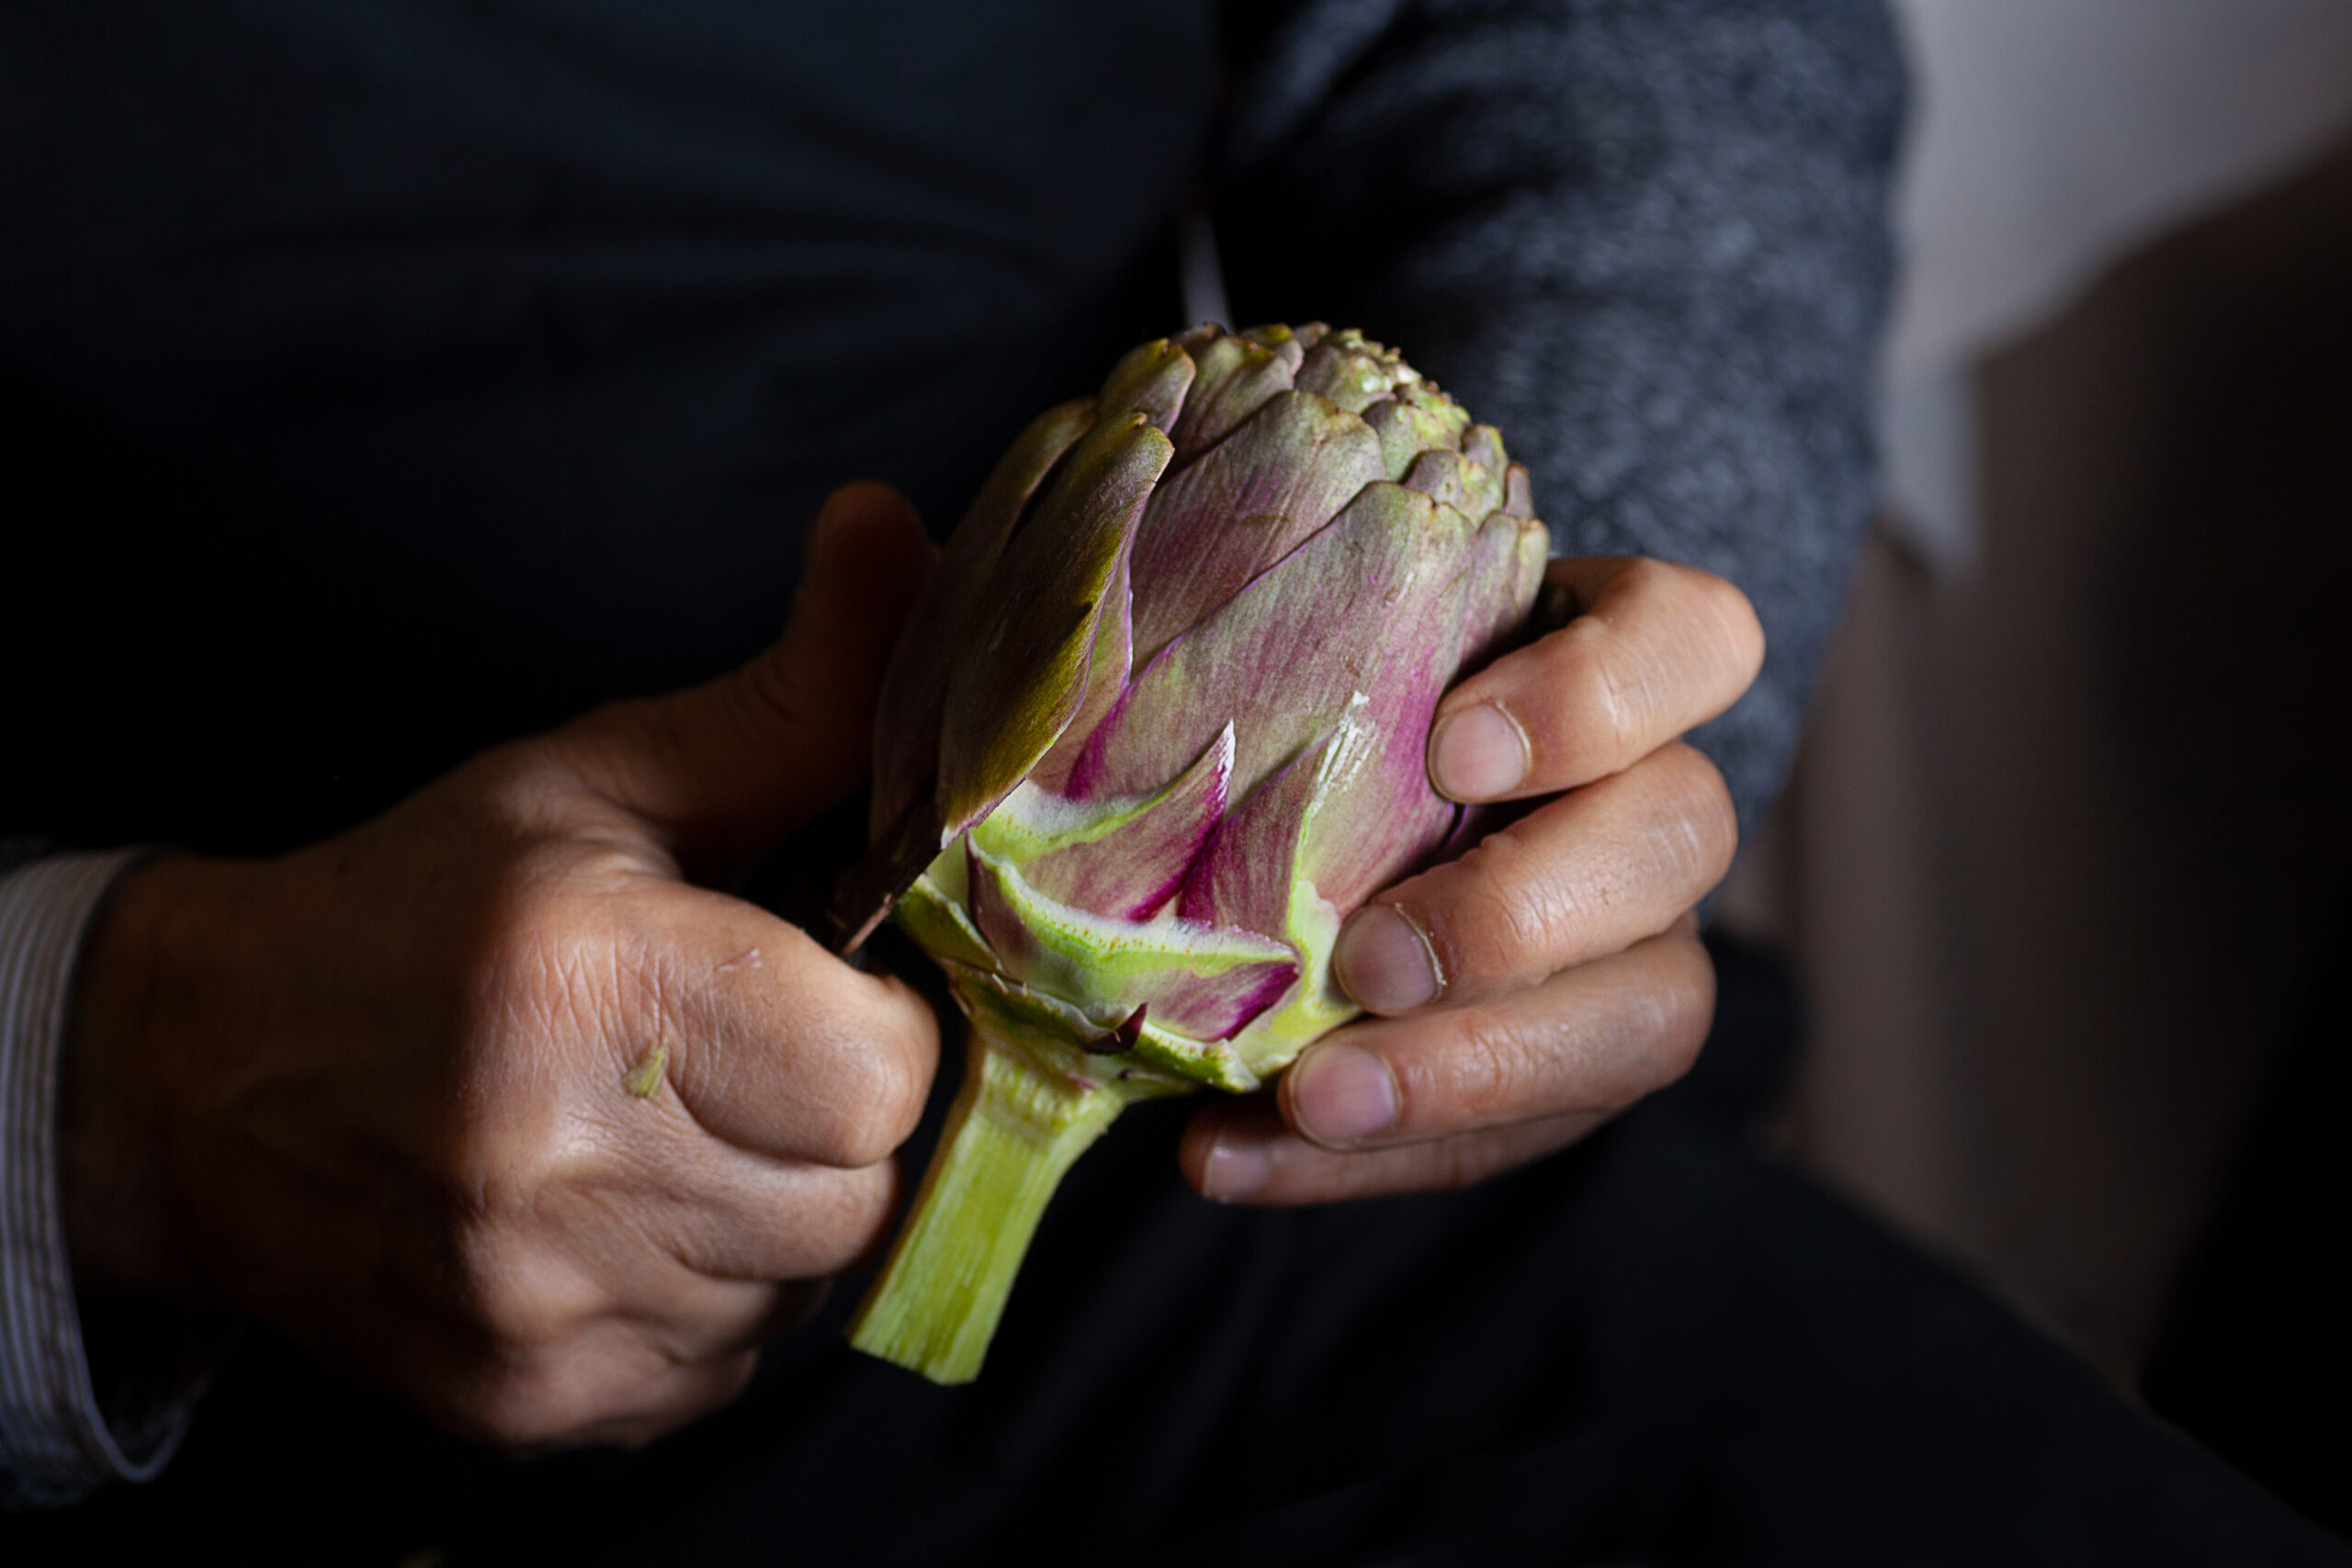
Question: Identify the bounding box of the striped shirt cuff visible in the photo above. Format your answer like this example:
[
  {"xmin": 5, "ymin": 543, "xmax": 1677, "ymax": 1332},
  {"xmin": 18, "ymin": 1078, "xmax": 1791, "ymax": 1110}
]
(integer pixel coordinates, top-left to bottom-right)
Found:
[{"xmin": 0, "ymin": 850, "xmax": 202, "ymax": 1508}]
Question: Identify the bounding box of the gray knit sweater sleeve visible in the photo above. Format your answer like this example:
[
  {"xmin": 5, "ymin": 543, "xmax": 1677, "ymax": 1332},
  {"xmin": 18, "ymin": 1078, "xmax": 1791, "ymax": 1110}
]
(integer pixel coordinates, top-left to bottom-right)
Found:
[{"xmin": 1216, "ymin": 0, "xmax": 1905, "ymax": 835}]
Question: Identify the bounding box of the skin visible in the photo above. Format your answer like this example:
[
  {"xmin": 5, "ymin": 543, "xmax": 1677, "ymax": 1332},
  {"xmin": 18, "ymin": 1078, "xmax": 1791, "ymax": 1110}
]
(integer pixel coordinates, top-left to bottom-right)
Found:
[
  {"xmin": 62, "ymin": 490, "xmax": 1761, "ymax": 1450},
  {"xmin": 62, "ymin": 484, "xmax": 941, "ymax": 1450},
  {"xmin": 1179, "ymin": 555, "xmax": 1764, "ymax": 1204}
]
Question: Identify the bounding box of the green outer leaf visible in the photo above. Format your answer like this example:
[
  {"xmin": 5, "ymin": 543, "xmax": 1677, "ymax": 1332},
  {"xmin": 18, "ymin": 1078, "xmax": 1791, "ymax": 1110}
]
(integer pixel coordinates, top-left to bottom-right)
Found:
[
  {"xmin": 936, "ymin": 959, "xmax": 1256, "ymax": 1092},
  {"xmin": 1227, "ymin": 875, "xmax": 1357, "ymax": 1077},
  {"xmin": 966, "ymin": 836, "xmax": 1301, "ymax": 1045},
  {"xmin": 935, "ymin": 414, "xmax": 1172, "ymax": 840},
  {"xmin": 966, "ymin": 778, "xmax": 1161, "ymax": 863},
  {"xmin": 967, "ymin": 840, "xmax": 1292, "ymax": 992},
  {"xmin": 1094, "ymin": 337, "xmax": 1197, "ymax": 434},
  {"xmin": 1123, "ymin": 1019, "xmax": 1261, "ymax": 1092},
  {"xmin": 894, "ymin": 858, "xmax": 996, "ymax": 972},
  {"xmin": 869, "ymin": 397, "xmax": 1095, "ymax": 842}
]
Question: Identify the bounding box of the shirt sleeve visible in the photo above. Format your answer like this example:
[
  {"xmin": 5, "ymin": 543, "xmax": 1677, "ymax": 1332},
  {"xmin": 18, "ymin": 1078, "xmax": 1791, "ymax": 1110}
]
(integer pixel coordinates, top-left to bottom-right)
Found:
[
  {"xmin": 0, "ymin": 847, "xmax": 206, "ymax": 1508},
  {"xmin": 1214, "ymin": 0, "xmax": 1906, "ymax": 837}
]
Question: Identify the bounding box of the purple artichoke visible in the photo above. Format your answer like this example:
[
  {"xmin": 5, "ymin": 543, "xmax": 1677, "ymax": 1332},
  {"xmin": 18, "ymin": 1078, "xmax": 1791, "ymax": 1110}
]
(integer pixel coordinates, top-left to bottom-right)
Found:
[{"xmin": 840, "ymin": 323, "xmax": 1546, "ymax": 1382}]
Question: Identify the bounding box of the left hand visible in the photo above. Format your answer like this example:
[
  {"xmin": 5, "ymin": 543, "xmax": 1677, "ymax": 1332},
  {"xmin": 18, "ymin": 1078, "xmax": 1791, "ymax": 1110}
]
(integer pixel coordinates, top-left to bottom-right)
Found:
[{"xmin": 1180, "ymin": 557, "xmax": 1764, "ymax": 1202}]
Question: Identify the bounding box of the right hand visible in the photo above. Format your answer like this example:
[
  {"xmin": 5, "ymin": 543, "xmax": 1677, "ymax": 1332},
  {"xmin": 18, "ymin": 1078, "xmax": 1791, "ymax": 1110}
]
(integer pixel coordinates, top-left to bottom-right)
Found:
[{"xmin": 58, "ymin": 483, "xmax": 941, "ymax": 1450}]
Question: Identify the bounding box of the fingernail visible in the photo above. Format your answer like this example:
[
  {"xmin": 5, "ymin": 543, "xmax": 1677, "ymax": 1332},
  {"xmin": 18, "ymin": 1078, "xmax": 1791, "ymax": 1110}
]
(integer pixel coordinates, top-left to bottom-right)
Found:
[
  {"xmin": 1290, "ymin": 1043, "xmax": 1399, "ymax": 1145},
  {"xmin": 1200, "ymin": 1134, "xmax": 1270, "ymax": 1201},
  {"xmin": 1430, "ymin": 704, "xmax": 1527, "ymax": 801},
  {"xmin": 1334, "ymin": 904, "xmax": 1440, "ymax": 1013}
]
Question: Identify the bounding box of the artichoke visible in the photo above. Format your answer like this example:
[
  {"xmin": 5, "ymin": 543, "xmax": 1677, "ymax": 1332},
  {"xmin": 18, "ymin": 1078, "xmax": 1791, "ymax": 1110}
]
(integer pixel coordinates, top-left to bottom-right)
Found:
[{"xmin": 836, "ymin": 322, "xmax": 1547, "ymax": 1382}]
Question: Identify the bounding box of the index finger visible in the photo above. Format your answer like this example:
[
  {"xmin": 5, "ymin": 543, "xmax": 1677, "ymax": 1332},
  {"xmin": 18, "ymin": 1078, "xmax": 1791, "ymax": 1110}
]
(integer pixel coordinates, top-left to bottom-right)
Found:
[{"xmin": 1427, "ymin": 557, "xmax": 1763, "ymax": 803}]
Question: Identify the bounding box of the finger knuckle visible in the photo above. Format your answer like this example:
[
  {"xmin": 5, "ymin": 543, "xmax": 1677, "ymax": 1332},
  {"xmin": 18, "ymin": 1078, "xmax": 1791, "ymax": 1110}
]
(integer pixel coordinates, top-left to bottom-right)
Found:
[
  {"xmin": 471, "ymin": 739, "xmax": 580, "ymax": 830},
  {"xmin": 615, "ymin": 1359, "xmax": 756, "ymax": 1450},
  {"xmin": 468, "ymin": 863, "xmax": 622, "ymax": 1035},
  {"xmin": 1645, "ymin": 747, "xmax": 1739, "ymax": 888},
  {"xmin": 464, "ymin": 1264, "xmax": 563, "ymax": 1359},
  {"xmin": 1540, "ymin": 625, "xmax": 1636, "ymax": 774},
  {"xmin": 441, "ymin": 1117, "xmax": 542, "ymax": 1232},
  {"xmin": 1430, "ymin": 831, "xmax": 1562, "ymax": 991},
  {"xmin": 1658, "ymin": 934, "xmax": 1720, "ymax": 1079},
  {"xmin": 456, "ymin": 1357, "xmax": 606, "ymax": 1450},
  {"xmin": 866, "ymin": 1025, "xmax": 934, "ymax": 1150},
  {"xmin": 453, "ymin": 1377, "xmax": 567, "ymax": 1450},
  {"xmin": 1615, "ymin": 937, "xmax": 1718, "ymax": 1100},
  {"xmin": 1432, "ymin": 1010, "xmax": 1544, "ymax": 1125},
  {"xmin": 1428, "ymin": 1136, "xmax": 1513, "ymax": 1194},
  {"xmin": 1615, "ymin": 554, "xmax": 1681, "ymax": 601},
  {"xmin": 793, "ymin": 1169, "xmax": 898, "ymax": 1273},
  {"xmin": 1690, "ymin": 570, "xmax": 1767, "ymax": 673},
  {"xmin": 740, "ymin": 641, "xmax": 836, "ymax": 754},
  {"xmin": 808, "ymin": 1051, "xmax": 926, "ymax": 1168}
]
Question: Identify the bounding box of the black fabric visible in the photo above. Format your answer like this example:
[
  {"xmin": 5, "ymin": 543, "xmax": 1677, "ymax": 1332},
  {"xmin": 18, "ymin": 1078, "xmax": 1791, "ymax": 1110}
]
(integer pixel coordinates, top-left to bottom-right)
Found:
[
  {"xmin": 6, "ymin": 943, "xmax": 2343, "ymax": 1564},
  {"xmin": 1, "ymin": 0, "xmax": 1216, "ymax": 854},
  {"xmin": 2144, "ymin": 918, "xmax": 2352, "ymax": 1538}
]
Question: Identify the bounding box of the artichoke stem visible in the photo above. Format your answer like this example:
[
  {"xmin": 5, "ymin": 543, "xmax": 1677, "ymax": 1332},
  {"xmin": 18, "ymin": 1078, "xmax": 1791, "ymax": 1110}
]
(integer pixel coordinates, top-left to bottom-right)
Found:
[{"xmin": 849, "ymin": 1024, "xmax": 1147, "ymax": 1383}]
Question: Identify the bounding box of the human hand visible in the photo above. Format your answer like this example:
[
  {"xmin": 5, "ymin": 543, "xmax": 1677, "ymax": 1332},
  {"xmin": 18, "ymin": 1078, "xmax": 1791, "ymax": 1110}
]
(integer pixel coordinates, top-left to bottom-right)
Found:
[
  {"xmin": 1181, "ymin": 558, "xmax": 1762, "ymax": 1202},
  {"xmin": 59, "ymin": 484, "xmax": 941, "ymax": 1449}
]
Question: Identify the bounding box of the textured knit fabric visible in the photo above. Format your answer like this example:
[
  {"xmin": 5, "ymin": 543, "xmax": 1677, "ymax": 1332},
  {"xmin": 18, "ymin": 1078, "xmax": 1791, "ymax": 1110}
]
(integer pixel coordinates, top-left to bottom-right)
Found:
[
  {"xmin": 0, "ymin": 850, "xmax": 198, "ymax": 1506},
  {"xmin": 1216, "ymin": 0, "xmax": 1902, "ymax": 835}
]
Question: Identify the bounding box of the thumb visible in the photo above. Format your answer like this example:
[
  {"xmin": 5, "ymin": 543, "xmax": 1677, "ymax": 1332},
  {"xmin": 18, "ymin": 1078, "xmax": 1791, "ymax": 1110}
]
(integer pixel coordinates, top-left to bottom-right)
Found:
[{"xmin": 565, "ymin": 481, "xmax": 934, "ymax": 879}]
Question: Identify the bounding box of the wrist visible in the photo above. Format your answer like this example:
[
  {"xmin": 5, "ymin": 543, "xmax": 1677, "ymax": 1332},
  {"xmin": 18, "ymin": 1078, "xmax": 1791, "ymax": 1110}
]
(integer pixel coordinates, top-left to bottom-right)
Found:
[{"xmin": 60, "ymin": 852, "xmax": 240, "ymax": 1302}]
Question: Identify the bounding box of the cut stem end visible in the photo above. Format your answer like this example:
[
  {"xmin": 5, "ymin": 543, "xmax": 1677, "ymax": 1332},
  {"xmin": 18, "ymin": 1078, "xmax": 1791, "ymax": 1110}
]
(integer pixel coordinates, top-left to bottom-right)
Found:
[{"xmin": 848, "ymin": 1027, "xmax": 1148, "ymax": 1383}]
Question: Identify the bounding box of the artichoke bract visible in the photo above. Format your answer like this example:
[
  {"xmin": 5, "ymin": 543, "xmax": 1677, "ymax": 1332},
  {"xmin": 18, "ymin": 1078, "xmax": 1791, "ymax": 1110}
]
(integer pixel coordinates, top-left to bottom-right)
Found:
[{"xmin": 835, "ymin": 322, "xmax": 1547, "ymax": 1382}]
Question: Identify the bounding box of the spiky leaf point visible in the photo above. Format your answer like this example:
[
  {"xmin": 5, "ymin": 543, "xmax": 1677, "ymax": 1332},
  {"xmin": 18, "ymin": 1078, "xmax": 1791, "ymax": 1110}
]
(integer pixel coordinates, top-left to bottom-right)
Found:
[
  {"xmin": 1364, "ymin": 394, "xmax": 1470, "ymax": 480},
  {"xmin": 1402, "ymin": 447, "xmax": 1505, "ymax": 520},
  {"xmin": 1503, "ymin": 462, "xmax": 1536, "ymax": 520},
  {"xmin": 1462, "ymin": 423, "xmax": 1508, "ymax": 477},
  {"xmin": 1283, "ymin": 321, "xmax": 1332, "ymax": 355},
  {"xmin": 1295, "ymin": 338, "xmax": 1402, "ymax": 412},
  {"xmin": 1459, "ymin": 513, "xmax": 1552, "ymax": 670},
  {"xmin": 1168, "ymin": 332, "xmax": 1296, "ymax": 463},
  {"xmin": 1093, "ymin": 337, "xmax": 1198, "ymax": 434}
]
